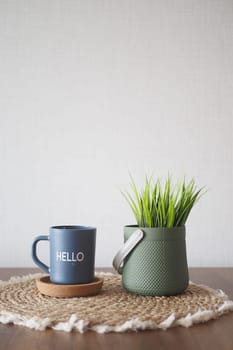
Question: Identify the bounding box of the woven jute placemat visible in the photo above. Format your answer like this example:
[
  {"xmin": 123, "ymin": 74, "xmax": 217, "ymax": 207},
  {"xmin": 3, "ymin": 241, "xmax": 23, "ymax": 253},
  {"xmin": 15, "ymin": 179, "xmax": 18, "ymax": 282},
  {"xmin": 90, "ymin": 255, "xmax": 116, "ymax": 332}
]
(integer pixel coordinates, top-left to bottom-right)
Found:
[{"xmin": 0, "ymin": 273, "xmax": 233, "ymax": 333}]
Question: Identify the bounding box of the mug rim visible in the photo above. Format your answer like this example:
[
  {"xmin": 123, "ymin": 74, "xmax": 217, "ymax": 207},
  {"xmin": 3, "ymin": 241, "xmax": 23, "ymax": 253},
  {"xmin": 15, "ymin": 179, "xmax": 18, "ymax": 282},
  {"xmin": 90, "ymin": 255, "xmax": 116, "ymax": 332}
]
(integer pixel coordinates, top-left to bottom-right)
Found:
[{"xmin": 51, "ymin": 225, "xmax": 96, "ymax": 230}]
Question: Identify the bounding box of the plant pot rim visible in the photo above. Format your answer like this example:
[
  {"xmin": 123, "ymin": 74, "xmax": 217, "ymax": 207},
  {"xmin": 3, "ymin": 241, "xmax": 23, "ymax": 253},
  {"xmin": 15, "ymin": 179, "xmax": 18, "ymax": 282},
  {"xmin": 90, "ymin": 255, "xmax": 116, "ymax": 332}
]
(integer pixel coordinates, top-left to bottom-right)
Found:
[
  {"xmin": 124, "ymin": 225, "xmax": 186, "ymax": 241},
  {"xmin": 124, "ymin": 224, "xmax": 185, "ymax": 229}
]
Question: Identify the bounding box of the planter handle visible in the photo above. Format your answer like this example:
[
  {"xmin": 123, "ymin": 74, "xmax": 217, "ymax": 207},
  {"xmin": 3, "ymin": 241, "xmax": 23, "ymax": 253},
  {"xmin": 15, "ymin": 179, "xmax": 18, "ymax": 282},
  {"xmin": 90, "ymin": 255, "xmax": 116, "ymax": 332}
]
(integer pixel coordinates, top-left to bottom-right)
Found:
[{"xmin": 112, "ymin": 229, "xmax": 144, "ymax": 274}]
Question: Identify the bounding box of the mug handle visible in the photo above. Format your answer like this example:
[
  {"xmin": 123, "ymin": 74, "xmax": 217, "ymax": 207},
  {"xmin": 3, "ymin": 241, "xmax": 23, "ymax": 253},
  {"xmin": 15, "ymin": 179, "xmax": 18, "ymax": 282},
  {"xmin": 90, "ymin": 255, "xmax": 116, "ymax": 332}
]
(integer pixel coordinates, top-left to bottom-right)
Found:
[
  {"xmin": 31, "ymin": 235, "xmax": 50, "ymax": 274},
  {"xmin": 112, "ymin": 229, "xmax": 144, "ymax": 274}
]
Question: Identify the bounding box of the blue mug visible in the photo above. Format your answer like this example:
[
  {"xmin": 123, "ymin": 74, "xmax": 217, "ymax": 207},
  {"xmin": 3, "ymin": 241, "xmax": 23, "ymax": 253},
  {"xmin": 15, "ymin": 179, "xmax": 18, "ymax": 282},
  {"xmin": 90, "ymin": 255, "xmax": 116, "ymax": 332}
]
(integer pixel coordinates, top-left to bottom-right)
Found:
[{"xmin": 32, "ymin": 225, "xmax": 96, "ymax": 285}]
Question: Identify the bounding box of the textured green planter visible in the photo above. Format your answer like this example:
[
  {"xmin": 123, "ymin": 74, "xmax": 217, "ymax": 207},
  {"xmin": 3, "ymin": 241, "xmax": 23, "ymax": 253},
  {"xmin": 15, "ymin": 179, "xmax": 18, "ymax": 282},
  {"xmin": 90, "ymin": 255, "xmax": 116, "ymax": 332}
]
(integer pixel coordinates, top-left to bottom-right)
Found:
[{"xmin": 121, "ymin": 225, "xmax": 189, "ymax": 296}]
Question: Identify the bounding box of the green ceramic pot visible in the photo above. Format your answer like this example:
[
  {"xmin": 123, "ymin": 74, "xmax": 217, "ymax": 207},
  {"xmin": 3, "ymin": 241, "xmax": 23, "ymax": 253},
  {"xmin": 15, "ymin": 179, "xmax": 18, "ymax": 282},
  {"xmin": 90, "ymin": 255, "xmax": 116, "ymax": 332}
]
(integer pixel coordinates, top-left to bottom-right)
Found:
[{"xmin": 114, "ymin": 225, "xmax": 189, "ymax": 296}]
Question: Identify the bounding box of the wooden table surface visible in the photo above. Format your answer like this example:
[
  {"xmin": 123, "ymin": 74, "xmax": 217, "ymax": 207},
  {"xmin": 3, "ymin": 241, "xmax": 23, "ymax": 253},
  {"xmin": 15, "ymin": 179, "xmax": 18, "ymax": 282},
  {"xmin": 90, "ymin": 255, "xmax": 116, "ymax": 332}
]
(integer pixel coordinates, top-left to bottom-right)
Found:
[{"xmin": 0, "ymin": 268, "xmax": 233, "ymax": 350}]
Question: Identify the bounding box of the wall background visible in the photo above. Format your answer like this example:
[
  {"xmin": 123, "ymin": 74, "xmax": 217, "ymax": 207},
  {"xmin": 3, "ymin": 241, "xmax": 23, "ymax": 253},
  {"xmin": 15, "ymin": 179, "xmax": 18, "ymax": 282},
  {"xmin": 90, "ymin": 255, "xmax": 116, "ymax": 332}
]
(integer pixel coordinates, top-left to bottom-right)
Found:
[{"xmin": 0, "ymin": 0, "xmax": 232, "ymax": 267}]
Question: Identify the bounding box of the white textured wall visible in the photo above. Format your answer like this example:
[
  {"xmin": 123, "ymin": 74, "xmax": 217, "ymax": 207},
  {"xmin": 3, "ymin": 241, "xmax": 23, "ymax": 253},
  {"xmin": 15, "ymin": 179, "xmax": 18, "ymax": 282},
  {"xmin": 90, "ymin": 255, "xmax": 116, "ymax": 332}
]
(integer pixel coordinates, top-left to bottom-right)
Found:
[{"xmin": 0, "ymin": 0, "xmax": 232, "ymax": 267}]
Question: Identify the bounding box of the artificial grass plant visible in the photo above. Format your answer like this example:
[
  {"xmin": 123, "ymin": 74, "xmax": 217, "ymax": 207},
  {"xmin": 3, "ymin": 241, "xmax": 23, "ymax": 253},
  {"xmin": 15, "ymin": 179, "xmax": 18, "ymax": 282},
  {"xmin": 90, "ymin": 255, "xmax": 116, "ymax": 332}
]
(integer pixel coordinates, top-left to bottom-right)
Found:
[{"xmin": 122, "ymin": 175, "xmax": 204, "ymax": 228}]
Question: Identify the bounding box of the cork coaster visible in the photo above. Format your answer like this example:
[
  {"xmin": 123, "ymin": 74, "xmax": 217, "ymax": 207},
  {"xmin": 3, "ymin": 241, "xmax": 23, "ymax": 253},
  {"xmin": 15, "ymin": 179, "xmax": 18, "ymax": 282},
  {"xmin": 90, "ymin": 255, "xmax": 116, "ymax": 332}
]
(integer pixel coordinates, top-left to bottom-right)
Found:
[
  {"xmin": 0, "ymin": 273, "xmax": 233, "ymax": 333},
  {"xmin": 36, "ymin": 276, "xmax": 104, "ymax": 297}
]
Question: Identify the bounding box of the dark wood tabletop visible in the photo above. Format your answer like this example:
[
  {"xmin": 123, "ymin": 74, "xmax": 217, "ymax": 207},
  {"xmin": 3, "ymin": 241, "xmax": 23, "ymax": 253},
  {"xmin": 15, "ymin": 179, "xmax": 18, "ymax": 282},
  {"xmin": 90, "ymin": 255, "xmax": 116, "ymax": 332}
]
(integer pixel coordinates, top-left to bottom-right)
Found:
[{"xmin": 0, "ymin": 267, "xmax": 233, "ymax": 350}]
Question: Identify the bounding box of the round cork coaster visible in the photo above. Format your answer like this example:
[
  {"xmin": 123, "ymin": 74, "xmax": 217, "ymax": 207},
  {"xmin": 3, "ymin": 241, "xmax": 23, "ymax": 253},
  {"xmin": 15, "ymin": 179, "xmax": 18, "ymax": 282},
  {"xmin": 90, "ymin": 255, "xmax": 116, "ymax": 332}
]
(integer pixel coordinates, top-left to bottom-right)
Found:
[{"xmin": 36, "ymin": 276, "xmax": 103, "ymax": 297}]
